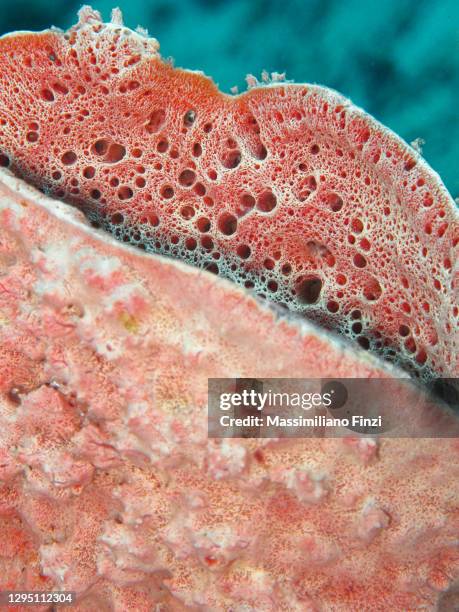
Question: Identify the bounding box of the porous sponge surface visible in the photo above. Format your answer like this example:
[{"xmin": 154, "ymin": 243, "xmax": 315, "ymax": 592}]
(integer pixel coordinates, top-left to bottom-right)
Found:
[
  {"xmin": 0, "ymin": 7, "xmax": 456, "ymax": 380},
  {"xmin": 0, "ymin": 170, "xmax": 458, "ymax": 611}
]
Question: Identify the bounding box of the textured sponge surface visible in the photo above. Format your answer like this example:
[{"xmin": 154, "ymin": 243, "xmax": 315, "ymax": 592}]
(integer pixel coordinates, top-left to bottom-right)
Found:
[{"xmin": 0, "ymin": 9, "xmax": 456, "ymax": 380}]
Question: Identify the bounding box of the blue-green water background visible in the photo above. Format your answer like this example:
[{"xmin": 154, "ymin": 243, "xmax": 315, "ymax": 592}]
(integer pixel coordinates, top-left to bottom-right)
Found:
[{"xmin": 0, "ymin": 0, "xmax": 457, "ymax": 197}]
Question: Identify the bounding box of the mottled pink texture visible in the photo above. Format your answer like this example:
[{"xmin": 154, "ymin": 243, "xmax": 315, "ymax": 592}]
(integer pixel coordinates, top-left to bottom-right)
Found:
[
  {"xmin": 0, "ymin": 169, "xmax": 458, "ymax": 611},
  {"xmin": 0, "ymin": 7, "xmax": 457, "ymax": 610}
]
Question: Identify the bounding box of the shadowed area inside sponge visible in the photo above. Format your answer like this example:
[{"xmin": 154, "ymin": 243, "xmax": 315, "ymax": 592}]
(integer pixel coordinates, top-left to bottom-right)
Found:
[{"xmin": 0, "ymin": 7, "xmax": 456, "ymax": 382}]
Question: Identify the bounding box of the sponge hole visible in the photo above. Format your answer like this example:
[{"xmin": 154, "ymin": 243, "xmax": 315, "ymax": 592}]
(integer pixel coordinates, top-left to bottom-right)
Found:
[
  {"xmin": 118, "ymin": 186, "xmax": 133, "ymax": 200},
  {"xmin": 145, "ymin": 109, "xmax": 166, "ymax": 134},
  {"xmin": 218, "ymin": 212, "xmax": 238, "ymax": 236},
  {"xmin": 296, "ymin": 275, "xmax": 322, "ymax": 304},
  {"xmin": 83, "ymin": 166, "xmax": 95, "ymax": 179},
  {"xmin": 326, "ymin": 192, "xmax": 343, "ymax": 212},
  {"xmin": 40, "ymin": 88, "xmax": 55, "ymax": 102},
  {"xmin": 61, "ymin": 151, "xmax": 77, "ymax": 165},
  {"xmin": 178, "ymin": 169, "xmax": 196, "ymax": 187},
  {"xmin": 257, "ymin": 190, "xmax": 277, "ymax": 213},
  {"xmin": 0, "ymin": 153, "xmax": 10, "ymax": 167},
  {"xmin": 221, "ymin": 150, "xmax": 242, "ymax": 169}
]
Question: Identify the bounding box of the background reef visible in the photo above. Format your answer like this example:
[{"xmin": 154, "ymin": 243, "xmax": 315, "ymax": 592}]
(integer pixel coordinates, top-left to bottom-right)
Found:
[{"xmin": 0, "ymin": 0, "xmax": 457, "ymax": 197}]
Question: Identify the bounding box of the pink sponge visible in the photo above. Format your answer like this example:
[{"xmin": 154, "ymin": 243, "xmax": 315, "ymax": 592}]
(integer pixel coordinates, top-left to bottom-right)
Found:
[
  {"xmin": 0, "ymin": 135, "xmax": 458, "ymax": 611},
  {"xmin": 0, "ymin": 8, "xmax": 458, "ymax": 611},
  {"xmin": 0, "ymin": 7, "xmax": 456, "ymax": 380}
]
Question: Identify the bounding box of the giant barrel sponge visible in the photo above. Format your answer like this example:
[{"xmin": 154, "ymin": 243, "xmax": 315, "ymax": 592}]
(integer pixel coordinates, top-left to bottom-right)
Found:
[
  {"xmin": 0, "ymin": 7, "xmax": 458, "ymax": 611},
  {"xmin": 0, "ymin": 6, "xmax": 456, "ymax": 380}
]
